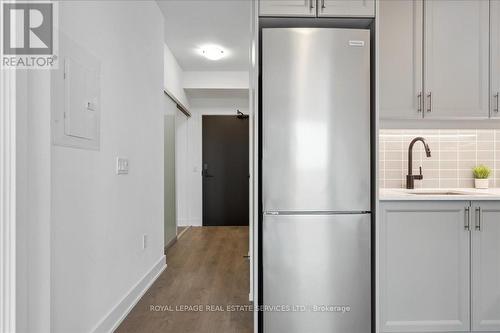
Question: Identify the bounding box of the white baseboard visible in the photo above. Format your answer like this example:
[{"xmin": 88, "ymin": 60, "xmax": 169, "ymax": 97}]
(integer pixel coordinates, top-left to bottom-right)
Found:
[{"xmin": 91, "ymin": 256, "xmax": 166, "ymax": 333}]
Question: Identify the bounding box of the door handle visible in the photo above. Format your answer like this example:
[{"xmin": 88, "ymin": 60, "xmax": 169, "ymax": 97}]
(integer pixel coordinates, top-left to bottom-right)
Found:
[
  {"xmin": 494, "ymin": 92, "xmax": 499, "ymax": 113},
  {"xmin": 475, "ymin": 207, "xmax": 481, "ymax": 231},
  {"xmin": 417, "ymin": 92, "xmax": 422, "ymax": 113},
  {"xmin": 203, "ymin": 170, "xmax": 214, "ymax": 178},
  {"xmin": 321, "ymin": 0, "xmax": 326, "ymax": 9},
  {"xmin": 426, "ymin": 92, "xmax": 432, "ymax": 113},
  {"xmin": 310, "ymin": 0, "xmax": 315, "ymax": 10},
  {"xmin": 202, "ymin": 164, "xmax": 214, "ymax": 178},
  {"xmin": 464, "ymin": 207, "xmax": 470, "ymax": 231}
]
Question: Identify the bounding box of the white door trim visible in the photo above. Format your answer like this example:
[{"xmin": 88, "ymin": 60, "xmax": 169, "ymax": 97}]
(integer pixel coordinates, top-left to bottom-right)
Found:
[{"xmin": 1, "ymin": 69, "xmax": 17, "ymax": 333}]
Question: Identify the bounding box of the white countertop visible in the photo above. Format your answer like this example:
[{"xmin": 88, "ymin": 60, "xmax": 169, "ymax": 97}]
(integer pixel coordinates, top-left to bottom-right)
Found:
[{"xmin": 380, "ymin": 188, "xmax": 500, "ymax": 201}]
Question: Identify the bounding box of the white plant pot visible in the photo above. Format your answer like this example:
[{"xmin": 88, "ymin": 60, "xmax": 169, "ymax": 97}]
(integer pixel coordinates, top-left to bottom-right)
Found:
[{"xmin": 475, "ymin": 179, "xmax": 489, "ymax": 189}]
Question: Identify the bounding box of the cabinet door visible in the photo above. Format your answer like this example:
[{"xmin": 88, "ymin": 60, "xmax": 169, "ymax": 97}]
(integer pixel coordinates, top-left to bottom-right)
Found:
[
  {"xmin": 379, "ymin": 0, "xmax": 423, "ymax": 120},
  {"xmin": 318, "ymin": 0, "xmax": 374, "ymax": 17},
  {"xmin": 259, "ymin": 0, "xmax": 316, "ymax": 17},
  {"xmin": 380, "ymin": 201, "xmax": 471, "ymax": 332},
  {"xmin": 491, "ymin": 1, "xmax": 500, "ymax": 119},
  {"xmin": 423, "ymin": 0, "xmax": 489, "ymax": 119},
  {"xmin": 471, "ymin": 202, "xmax": 500, "ymax": 331}
]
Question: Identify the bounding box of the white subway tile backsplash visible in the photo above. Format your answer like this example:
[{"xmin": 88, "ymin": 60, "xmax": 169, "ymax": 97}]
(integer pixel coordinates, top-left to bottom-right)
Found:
[
  {"xmin": 379, "ymin": 129, "xmax": 499, "ymax": 189},
  {"xmin": 458, "ymin": 179, "xmax": 475, "ymax": 188}
]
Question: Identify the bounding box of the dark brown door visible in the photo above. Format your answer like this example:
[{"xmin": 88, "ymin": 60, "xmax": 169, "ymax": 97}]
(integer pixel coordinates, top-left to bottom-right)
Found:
[{"xmin": 202, "ymin": 115, "xmax": 249, "ymax": 226}]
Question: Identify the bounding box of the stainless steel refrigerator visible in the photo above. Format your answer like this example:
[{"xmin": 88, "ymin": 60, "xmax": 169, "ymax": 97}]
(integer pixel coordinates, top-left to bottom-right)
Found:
[{"xmin": 262, "ymin": 28, "xmax": 371, "ymax": 332}]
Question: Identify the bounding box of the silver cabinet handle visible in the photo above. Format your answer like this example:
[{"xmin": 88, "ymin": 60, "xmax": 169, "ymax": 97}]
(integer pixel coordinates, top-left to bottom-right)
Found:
[
  {"xmin": 417, "ymin": 92, "xmax": 422, "ymax": 113},
  {"xmin": 475, "ymin": 207, "xmax": 481, "ymax": 231},
  {"xmin": 465, "ymin": 207, "xmax": 470, "ymax": 231},
  {"xmin": 310, "ymin": 0, "xmax": 315, "ymax": 10},
  {"xmin": 494, "ymin": 92, "xmax": 499, "ymax": 113},
  {"xmin": 321, "ymin": 0, "xmax": 325, "ymax": 9},
  {"xmin": 426, "ymin": 92, "xmax": 432, "ymax": 112}
]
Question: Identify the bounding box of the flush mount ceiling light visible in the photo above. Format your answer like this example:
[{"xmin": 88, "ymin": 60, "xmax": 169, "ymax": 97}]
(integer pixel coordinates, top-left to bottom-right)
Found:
[{"xmin": 199, "ymin": 45, "xmax": 226, "ymax": 61}]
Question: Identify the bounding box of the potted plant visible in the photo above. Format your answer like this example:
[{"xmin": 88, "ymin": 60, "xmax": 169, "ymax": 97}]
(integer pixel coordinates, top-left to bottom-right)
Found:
[{"xmin": 473, "ymin": 165, "xmax": 491, "ymax": 189}]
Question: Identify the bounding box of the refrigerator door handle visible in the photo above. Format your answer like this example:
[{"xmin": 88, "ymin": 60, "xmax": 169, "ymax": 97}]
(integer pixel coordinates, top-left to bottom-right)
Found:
[{"xmin": 264, "ymin": 211, "xmax": 371, "ymax": 216}]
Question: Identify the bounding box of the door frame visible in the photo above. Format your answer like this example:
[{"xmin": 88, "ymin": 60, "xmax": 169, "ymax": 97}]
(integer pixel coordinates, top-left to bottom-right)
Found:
[{"xmin": 1, "ymin": 69, "xmax": 17, "ymax": 333}]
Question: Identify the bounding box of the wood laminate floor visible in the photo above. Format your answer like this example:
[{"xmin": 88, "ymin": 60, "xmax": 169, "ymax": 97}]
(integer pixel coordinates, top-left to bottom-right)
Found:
[
  {"xmin": 177, "ymin": 227, "xmax": 189, "ymax": 238},
  {"xmin": 116, "ymin": 226, "xmax": 253, "ymax": 333}
]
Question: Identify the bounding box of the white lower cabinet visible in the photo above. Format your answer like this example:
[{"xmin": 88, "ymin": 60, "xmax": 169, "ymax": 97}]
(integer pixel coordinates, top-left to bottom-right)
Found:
[
  {"xmin": 471, "ymin": 202, "xmax": 500, "ymax": 332},
  {"xmin": 380, "ymin": 201, "xmax": 470, "ymax": 332},
  {"xmin": 380, "ymin": 200, "xmax": 500, "ymax": 333}
]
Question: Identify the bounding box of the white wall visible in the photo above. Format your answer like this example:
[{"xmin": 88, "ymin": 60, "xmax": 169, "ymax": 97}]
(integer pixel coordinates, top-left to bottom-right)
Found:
[
  {"xmin": 48, "ymin": 2, "xmax": 165, "ymax": 332},
  {"xmin": 16, "ymin": 69, "xmax": 53, "ymax": 333},
  {"xmin": 183, "ymin": 71, "xmax": 249, "ymax": 89},
  {"xmin": 164, "ymin": 44, "xmax": 189, "ymax": 108}
]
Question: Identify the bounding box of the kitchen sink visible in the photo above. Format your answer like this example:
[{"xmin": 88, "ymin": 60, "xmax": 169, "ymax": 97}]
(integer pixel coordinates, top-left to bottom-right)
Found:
[
  {"xmin": 409, "ymin": 191, "xmax": 466, "ymax": 195},
  {"xmin": 405, "ymin": 190, "xmax": 490, "ymax": 196}
]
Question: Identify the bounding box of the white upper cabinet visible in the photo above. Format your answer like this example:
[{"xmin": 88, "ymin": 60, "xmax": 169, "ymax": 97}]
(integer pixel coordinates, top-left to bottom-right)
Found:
[
  {"xmin": 490, "ymin": 1, "xmax": 500, "ymax": 119},
  {"xmin": 379, "ymin": 0, "xmax": 423, "ymax": 120},
  {"xmin": 318, "ymin": 0, "xmax": 374, "ymax": 17},
  {"xmin": 259, "ymin": 0, "xmax": 316, "ymax": 17},
  {"xmin": 423, "ymin": 0, "xmax": 489, "ymax": 119},
  {"xmin": 380, "ymin": 201, "xmax": 471, "ymax": 333},
  {"xmin": 471, "ymin": 202, "xmax": 500, "ymax": 332},
  {"xmin": 259, "ymin": 0, "xmax": 374, "ymax": 17}
]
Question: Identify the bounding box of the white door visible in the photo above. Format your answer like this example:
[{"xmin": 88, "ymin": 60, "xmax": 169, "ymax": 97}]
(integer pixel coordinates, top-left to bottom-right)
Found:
[
  {"xmin": 380, "ymin": 201, "xmax": 471, "ymax": 332},
  {"xmin": 423, "ymin": 0, "xmax": 489, "ymax": 119},
  {"xmin": 471, "ymin": 202, "xmax": 500, "ymax": 331},
  {"xmin": 490, "ymin": 1, "xmax": 500, "ymax": 118},
  {"xmin": 379, "ymin": 0, "xmax": 423, "ymax": 120},
  {"xmin": 259, "ymin": 0, "xmax": 316, "ymax": 17},
  {"xmin": 318, "ymin": 0, "xmax": 374, "ymax": 17}
]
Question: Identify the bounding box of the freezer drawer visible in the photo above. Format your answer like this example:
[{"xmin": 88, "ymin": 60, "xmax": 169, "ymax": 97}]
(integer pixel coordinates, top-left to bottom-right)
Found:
[
  {"xmin": 262, "ymin": 28, "xmax": 371, "ymax": 212},
  {"xmin": 263, "ymin": 213, "xmax": 371, "ymax": 333}
]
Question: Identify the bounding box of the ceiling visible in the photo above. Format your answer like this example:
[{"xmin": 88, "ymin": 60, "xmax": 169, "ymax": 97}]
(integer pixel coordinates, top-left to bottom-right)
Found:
[{"xmin": 157, "ymin": 0, "xmax": 251, "ymax": 71}]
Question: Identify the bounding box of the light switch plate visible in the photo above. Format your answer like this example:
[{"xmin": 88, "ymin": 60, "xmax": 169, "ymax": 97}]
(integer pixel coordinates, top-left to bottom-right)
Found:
[{"xmin": 116, "ymin": 157, "xmax": 129, "ymax": 175}]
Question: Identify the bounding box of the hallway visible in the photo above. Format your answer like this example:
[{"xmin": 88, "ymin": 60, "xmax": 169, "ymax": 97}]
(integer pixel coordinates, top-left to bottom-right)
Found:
[{"xmin": 116, "ymin": 227, "xmax": 253, "ymax": 333}]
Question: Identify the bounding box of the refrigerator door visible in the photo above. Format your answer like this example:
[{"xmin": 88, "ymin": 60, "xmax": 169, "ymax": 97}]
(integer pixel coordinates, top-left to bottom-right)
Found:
[
  {"xmin": 263, "ymin": 213, "xmax": 371, "ymax": 333},
  {"xmin": 262, "ymin": 28, "xmax": 371, "ymax": 212}
]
